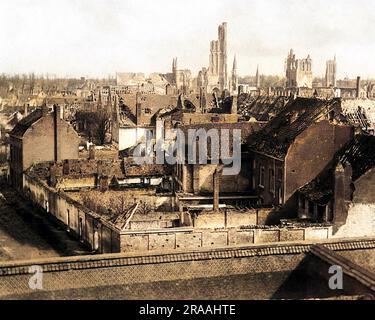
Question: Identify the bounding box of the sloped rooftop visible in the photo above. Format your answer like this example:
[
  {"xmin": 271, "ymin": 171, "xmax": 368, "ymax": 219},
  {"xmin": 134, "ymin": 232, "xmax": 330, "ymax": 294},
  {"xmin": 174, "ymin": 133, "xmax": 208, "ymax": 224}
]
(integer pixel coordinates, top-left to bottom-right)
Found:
[
  {"xmin": 238, "ymin": 94, "xmax": 291, "ymax": 121},
  {"xmin": 9, "ymin": 108, "xmax": 44, "ymax": 138},
  {"xmin": 247, "ymin": 98, "xmax": 341, "ymax": 159}
]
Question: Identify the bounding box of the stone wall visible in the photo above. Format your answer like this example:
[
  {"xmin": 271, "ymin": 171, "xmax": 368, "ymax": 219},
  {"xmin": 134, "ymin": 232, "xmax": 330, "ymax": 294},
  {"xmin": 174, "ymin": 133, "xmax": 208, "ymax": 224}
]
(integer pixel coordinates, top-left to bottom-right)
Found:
[
  {"xmin": 285, "ymin": 120, "xmax": 352, "ymax": 201},
  {"xmin": 120, "ymin": 225, "xmax": 332, "ymax": 253},
  {"xmin": 24, "ymin": 173, "xmax": 121, "ymax": 254},
  {"xmin": 333, "ymin": 203, "xmax": 375, "ymax": 238},
  {"xmin": 23, "ymin": 113, "xmax": 79, "ymax": 171},
  {"xmin": 0, "ymin": 245, "xmax": 306, "ymax": 298},
  {"xmin": 191, "ymin": 210, "xmax": 257, "ymax": 228},
  {"xmin": 333, "ymin": 168, "xmax": 375, "ymax": 238}
]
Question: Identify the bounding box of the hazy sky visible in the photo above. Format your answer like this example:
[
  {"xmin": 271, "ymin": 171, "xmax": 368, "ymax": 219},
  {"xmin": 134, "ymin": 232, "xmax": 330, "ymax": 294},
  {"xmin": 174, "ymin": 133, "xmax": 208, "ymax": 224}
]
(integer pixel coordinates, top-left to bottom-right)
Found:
[{"xmin": 0, "ymin": 0, "xmax": 374, "ymax": 78}]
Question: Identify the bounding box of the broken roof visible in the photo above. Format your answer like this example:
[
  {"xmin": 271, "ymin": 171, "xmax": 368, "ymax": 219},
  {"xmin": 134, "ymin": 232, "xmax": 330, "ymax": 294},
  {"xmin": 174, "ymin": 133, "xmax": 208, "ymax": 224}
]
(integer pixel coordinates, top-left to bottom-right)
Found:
[
  {"xmin": 9, "ymin": 108, "xmax": 44, "ymax": 138},
  {"xmin": 238, "ymin": 94, "xmax": 291, "ymax": 121},
  {"xmin": 299, "ymin": 134, "xmax": 375, "ymax": 205},
  {"xmin": 247, "ymin": 97, "xmax": 341, "ymax": 159}
]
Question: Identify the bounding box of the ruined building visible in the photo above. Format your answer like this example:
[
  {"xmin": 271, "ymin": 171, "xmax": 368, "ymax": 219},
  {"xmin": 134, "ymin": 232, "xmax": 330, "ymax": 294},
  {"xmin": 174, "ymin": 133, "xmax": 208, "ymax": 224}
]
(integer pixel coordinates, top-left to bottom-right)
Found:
[
  {"xmin": 247, "ymin": 98, "xmax": 353, "ymax": 210},
  {"xmin": 9, "ymin": 104, "xmax": 80, "ymax": 190},
  {"xmin": 170, "ymin": 58, "xmax": 192, "ymax": 95},
  {"xmin": 297, "ymin": 134, "xmax": 375, "ymax": 238},
  {"xmin": 285, "ymin": 49, "xmax": 313, "ymax": 88},
  {"xmin": 198, "ymin": 22, "xmax": 229, "ymax": 94},
  {"xmin": 325, "ymin": 56, "xmax": 337, "ymax": 87}
]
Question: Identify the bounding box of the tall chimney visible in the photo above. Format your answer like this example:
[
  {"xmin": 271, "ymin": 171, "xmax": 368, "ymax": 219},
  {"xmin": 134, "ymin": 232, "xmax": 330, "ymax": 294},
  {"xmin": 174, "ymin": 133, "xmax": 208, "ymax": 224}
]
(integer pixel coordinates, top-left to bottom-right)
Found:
[
  {"xmin": 53, "ymin": 104, "xmax": 59, "ymax": 162},
  {"xmin": 356, "ymin": 76, "xmax": 361, "ymax": 98},
  {"xmin": 332, "ymin": 162, "xmax": 352, "ymax": 229},
  {"xmin": 231, "ymin": 95, "xmax": 237, "ymax": 114},
  {"xmin": 49, "ymin": 163, "xmax": 57, "ymax": 187},
  {"xmin": 136, "ymin": 93, "xmax": 142, "ymax": 125},
  {"xmin": 213, "ymin": 169, "xmax": 220, "ymax": 211}
]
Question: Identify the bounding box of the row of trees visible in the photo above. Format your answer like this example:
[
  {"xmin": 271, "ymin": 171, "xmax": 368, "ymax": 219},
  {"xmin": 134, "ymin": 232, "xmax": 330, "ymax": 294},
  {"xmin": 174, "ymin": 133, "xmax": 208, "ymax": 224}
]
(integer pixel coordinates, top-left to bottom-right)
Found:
[
  {"xmin": 0, "ymin": 73, "xmax": 115, "ymax": 95},
  {"xmin": 238, "ymin": 75, "xmax": 286, "ymax": 88},
  {"xmin": 75, "ymin": 109, "xmax": 111, "ymax": 145}
]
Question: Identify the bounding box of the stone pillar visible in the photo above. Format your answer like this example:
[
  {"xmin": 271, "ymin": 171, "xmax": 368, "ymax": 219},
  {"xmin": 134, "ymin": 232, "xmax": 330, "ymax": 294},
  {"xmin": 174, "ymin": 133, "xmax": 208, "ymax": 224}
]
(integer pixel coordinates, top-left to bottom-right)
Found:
[
  {"xmin": 62, "ymin": 160, "xmax": 70, "ymax": 175},
  {"xmin": 213, "ymin": 169, "xmax": 220, "ymax": 212},
  {"xmin": 99, "ymin": 176, "xmax": 109, "ymax": 192},
  {"xmin": 304, "ymin": 199, "xmax": 309, "ymax": 218},
  {"xmin": 333, "ymin": 162, "xmax": 352, "ymax": 227},
  {"xmin": 193, "ymin": 165, "xmax": 200, "ymax": 194},
  {"xmin": 49, "ymin": 163, "xmax": 57, "ymax": 187},
  {"xmin": 97, "ymin": 161, "xmax": 103, "ymax": 177},
  {"xmin": 89, "ymin": 145, "xmax": 96, "ymax": 160},
  {"xmin": 356, "ymin": 76, "xmax": 361, "ymax": 98},
  {"xmin": 136, "ymin": 93, "xmax": 142, "ymax": 125},
  {"xmin": 231, "ymin": 95, "xmax": 237, "ymax": 114}
]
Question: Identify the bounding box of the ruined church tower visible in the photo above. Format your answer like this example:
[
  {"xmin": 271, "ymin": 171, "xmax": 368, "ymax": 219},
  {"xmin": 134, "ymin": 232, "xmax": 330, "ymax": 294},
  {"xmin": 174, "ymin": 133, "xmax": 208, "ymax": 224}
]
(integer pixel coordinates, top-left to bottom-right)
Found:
[
  {"xmin": 325, "ymin": 55, "xmax": 337, "ymax": 88},
  {"xmin": 172, "ymin": 57, "xmax": 177, "ymax": 85},
  {"xmin": 231, "ymin": 55, "xmax": 238, "ymax": 94},
  {"xmin": 255, "ymin": 65, "xmax": 260, "ymax": 89},
  {"xmin": 207, "ymin": 22, "xmax": 228, "ymax": 92}
]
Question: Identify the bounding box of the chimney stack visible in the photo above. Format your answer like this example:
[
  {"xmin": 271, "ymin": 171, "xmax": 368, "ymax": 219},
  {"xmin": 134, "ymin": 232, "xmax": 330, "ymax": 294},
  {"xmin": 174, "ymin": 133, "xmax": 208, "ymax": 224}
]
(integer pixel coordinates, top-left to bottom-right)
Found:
[
  {"xmin": 356, "ymin": 76, "xmax": 361, "ymax": 98},
  {"xmin": 213, "ymin": 169, "xmax": 221, "ymax": 211},
  {"xmin": 231, "ymin": 95, "xmax": 238, "ymax": 114},
  {"xmin": 332, "ymin": 162, "xmax": 352, "ymax": 228},
  {"xmin": 62, "ymin": 159, "xmax": 70, "ymax": 175},
  {"xmin": 49, "ymin": 163, "xmax": 57, "ymax": 187},
  {"xmin": 53, "ymin": 104, "xmax": 58, "ymax": 161},
  {"xmin": 88, "ymin": 144, "xmax": 96, "ymax": 160},
  {"xmin": 136, "ymin": 92, "xmax": 142, "ymax": 125}
]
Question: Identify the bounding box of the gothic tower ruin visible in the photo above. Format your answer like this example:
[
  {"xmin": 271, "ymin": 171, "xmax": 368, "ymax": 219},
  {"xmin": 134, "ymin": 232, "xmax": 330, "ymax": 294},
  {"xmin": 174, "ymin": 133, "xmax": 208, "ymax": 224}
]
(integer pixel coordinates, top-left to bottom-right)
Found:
[
  {"xmin": 206, "ymin": 22, "xmax": 229, "ymax": 93},
  {"xmin": 325, "ymin": 56, "xmax": 337, "ymax": 87},
  {"xmin": 230, "ymin": 55, "xmax": 238, "ymax": 94},
  {"xmin": 285, "ymin": 49, "xmax": 313, "ymax": 88}
]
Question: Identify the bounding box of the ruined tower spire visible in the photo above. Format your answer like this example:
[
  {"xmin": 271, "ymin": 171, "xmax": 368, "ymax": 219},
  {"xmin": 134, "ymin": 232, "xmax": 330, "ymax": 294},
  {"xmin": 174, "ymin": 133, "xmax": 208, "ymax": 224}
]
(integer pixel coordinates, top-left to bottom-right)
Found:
[
  {"xmin": 233, "ymin": 55, "xmax": 237, "ymax": 72},
  {"xmin": 97, "ymin": 90, "xmax": 102, "ymax": 111},
  {"xmin": 256, "ymin": 65, "xmax": 260, "ymax": 89},
  {"xmin": 231, "ymin": 55, "xmax": 238, "ymax": 94},
  {"xmin": 172, "ymin": 57, "xmax": 178, "ymax": 86}
]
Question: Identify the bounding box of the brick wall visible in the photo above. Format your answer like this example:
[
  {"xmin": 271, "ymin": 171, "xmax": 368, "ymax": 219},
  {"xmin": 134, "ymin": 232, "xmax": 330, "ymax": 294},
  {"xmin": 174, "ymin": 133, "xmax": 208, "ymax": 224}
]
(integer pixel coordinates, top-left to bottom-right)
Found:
[
  {"xmin": 192, "ymin": 210, "xmax": 257, "ymax": 228},
  {"xmin": 120, "ymin": 225, "xmax": 332, "ymax": 253},
  {"xmin": 24, "ymin": 174, "xmax": 121, "ymax": 254},
  {"xmin": 332, "ymin": 169, "xmax": 375, "ymax": 238},
  {"xmin": 23, "ymin": 113, "xmax": 79, "ymax": 171},
  {"xmin": 285, "ymin": 121, "xmax": 352, "ymax": 201},
  {"xmin": 0, "ymin": 239, "xmax": 374, "ymax": 299}
]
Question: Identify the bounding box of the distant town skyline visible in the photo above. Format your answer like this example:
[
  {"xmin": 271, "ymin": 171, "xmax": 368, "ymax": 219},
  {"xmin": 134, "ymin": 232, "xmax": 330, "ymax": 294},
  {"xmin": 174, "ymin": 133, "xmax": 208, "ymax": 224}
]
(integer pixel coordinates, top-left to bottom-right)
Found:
[{"xmin": 0, "ymin": 0, "xmax": 374, "ymax": 79}]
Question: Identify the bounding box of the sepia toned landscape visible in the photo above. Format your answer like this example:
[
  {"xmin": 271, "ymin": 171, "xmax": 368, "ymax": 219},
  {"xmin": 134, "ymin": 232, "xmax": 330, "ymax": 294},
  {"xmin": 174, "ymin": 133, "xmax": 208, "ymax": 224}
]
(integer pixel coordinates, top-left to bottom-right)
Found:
[{"xmin": 0, "ymin": 0, "xmax": 374, "ymax": 301}]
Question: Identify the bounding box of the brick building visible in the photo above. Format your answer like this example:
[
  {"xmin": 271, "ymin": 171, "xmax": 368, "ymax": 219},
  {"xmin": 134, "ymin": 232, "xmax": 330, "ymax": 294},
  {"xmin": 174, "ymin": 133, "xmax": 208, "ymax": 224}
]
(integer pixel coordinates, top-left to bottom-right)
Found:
[
  {"xmin": 247, "ymin": 97, "xmax": 353, "ymax": 208},
  {"xmin": 297, "ymin": 134, "xmax": 375, "ymax": 237},
  {"xmin": 9, "ymin": 104, "xmax": 80, "ymax": 190}
]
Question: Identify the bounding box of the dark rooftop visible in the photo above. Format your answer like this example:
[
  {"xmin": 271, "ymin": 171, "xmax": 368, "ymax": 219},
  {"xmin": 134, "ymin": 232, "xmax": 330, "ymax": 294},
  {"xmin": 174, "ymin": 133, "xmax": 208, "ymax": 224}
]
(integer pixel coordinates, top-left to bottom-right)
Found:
[
  {"xmin": 247, "ymin": 97, "xmax": 341, "ymax": 159},
  {"xmin": 9, "ymin": 109, "xmax": 44, "ymax": 138},
  {"xmin": 238, "ymin": 94, "xmax": 291, "ymax": 121}
]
